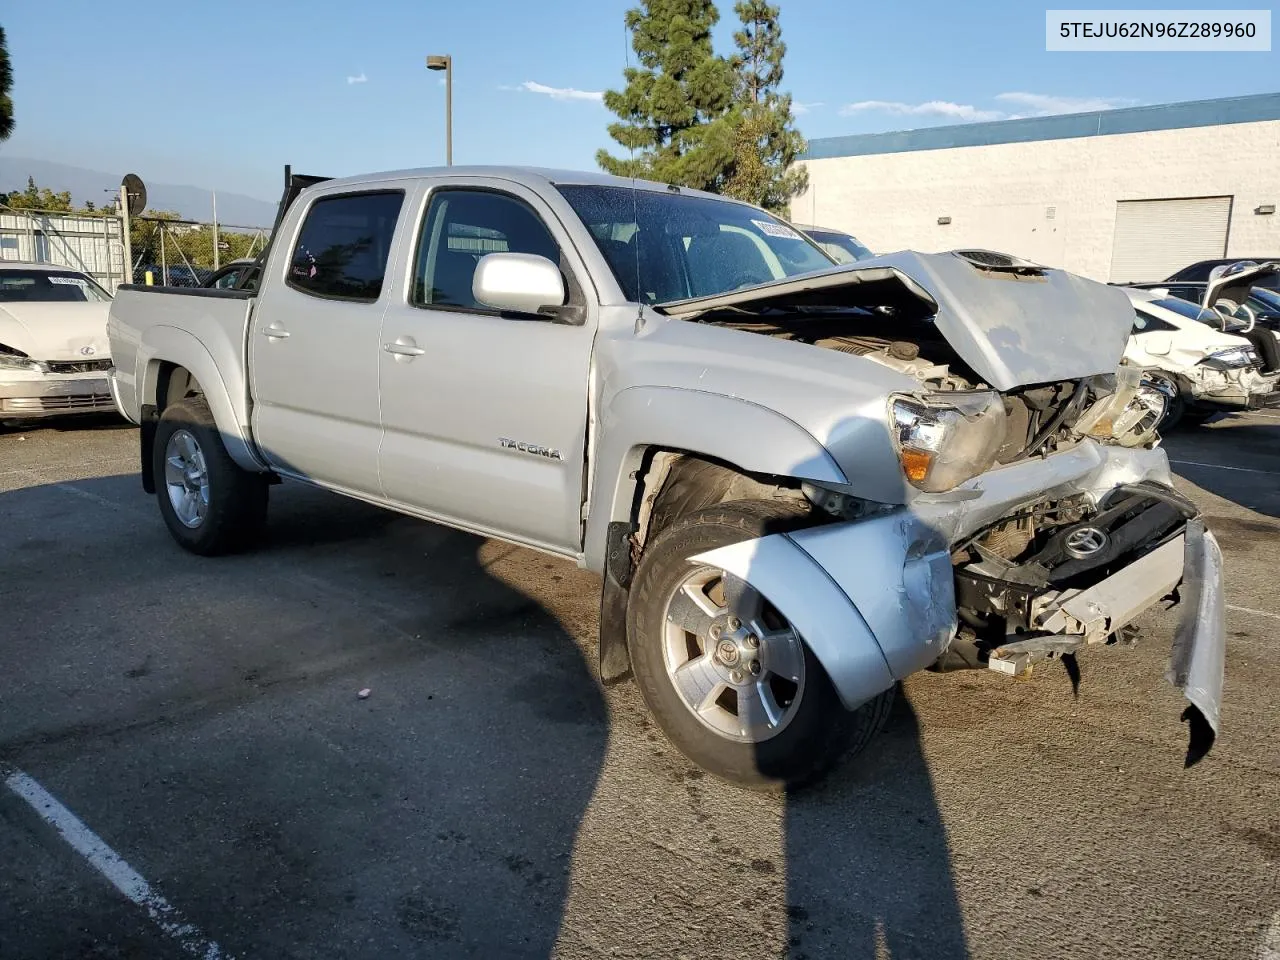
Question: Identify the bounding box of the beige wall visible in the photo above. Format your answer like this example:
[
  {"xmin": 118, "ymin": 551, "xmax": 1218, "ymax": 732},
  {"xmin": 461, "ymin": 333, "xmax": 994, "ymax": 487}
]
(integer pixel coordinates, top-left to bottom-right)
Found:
[{"xmin": 793, "ymin": 119, "xmax": 1280, "ymax": 281}]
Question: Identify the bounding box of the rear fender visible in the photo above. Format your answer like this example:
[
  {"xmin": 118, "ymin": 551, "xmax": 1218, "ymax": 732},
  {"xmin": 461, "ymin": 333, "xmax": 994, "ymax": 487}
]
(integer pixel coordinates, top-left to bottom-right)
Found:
[
  {"xmin": 690, "ymin": 508, "xmax": 956, "ymax": 709},
  {"xmin": 139, "ymin": 325, "xmax": 264, "ymax": 474}
]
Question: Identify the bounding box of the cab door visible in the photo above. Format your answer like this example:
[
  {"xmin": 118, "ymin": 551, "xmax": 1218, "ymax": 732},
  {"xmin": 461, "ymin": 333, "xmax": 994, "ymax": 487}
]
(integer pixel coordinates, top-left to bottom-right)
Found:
[
  {"xmin": 377, "ymin": 180, "xmax": 597, "ymax": 554},
  {"xmin": 249, "ymin": 186, "xmax": 409, "ymax": 493}
]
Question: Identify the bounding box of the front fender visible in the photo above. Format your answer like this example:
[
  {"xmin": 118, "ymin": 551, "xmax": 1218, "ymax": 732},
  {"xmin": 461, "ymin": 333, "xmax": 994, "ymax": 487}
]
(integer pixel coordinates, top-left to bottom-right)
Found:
[
  {"xmin": 139, "ymin": 324, "xmax": 264, "ymax": 472},
  {"xmin": 690, "ymin": 509, "xmax": 956, "ymax": 709},
  {"xmin": 582, "ymin": 386, "xmax": 847, "ymax": 572}
]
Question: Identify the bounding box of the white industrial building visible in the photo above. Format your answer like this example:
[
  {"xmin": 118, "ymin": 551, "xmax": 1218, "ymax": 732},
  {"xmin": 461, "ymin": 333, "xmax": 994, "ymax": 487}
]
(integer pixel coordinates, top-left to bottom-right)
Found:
[{"xmin": 793, "ymin": 92, "xmax": 1280, "ymax": 283}]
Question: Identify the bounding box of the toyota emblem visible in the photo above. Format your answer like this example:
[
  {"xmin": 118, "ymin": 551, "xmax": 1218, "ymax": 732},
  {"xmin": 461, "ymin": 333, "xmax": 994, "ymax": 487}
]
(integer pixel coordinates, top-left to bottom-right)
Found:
[
  {"xmin": 79, "ymin": 345, "xmax": 96, "ymax": 356},
  {"xmin": 1064, "ymin": 526, "xmax": 1109, "ymax": 559}
]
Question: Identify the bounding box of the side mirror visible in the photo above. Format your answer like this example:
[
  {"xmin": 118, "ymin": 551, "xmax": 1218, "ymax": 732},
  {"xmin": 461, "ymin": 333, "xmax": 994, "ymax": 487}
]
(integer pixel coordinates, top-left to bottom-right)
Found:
[
  {"xmin": 1144, "ymin": 335, "xmax": 1173, "ymax": 356},
  {"xmin": 473, "ymin": 252, "xmax": 570, "ymax": 317}
]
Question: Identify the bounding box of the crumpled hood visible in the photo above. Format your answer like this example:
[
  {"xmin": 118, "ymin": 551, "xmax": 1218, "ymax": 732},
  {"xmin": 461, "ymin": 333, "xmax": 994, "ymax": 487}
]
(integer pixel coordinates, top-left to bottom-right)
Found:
[
  {"xmin": 0, "ymin": 303, "xmax": 111, "ymax": 362},
  {"xmin": 660, "ymin": 250, "xmax": 1135, "ymax": 391}
]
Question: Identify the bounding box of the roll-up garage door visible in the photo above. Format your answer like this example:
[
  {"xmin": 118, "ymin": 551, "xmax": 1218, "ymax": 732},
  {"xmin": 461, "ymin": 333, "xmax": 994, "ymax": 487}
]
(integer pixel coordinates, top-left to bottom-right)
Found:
[{"xmin": 1108, "ymin": 196, "xmax": 1232, "ymax": 283}]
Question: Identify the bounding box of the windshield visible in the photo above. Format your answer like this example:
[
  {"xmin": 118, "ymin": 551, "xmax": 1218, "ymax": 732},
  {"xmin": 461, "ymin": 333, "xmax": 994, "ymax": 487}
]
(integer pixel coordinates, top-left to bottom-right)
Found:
[
  {"xmin": 556, "ymin": 184, "xmax": 835, "ymax": 304},
  {"xmin": 0, "ymin": 269, "xmax": 112, "ymax": 303},
  {"xmin": 804, "ymin": 229, "xmax": 873, "ymax": 264}
]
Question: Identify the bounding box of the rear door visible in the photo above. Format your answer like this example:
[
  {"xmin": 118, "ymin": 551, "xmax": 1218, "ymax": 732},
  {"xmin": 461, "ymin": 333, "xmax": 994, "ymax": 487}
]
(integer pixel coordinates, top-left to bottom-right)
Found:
[
  {"xmin": 249, "ymin": 185, "xmax": 410, "ymax": 492},
  {"xmin": 377, "ymin": 179, "xmax": 597, "ymax": 553}
]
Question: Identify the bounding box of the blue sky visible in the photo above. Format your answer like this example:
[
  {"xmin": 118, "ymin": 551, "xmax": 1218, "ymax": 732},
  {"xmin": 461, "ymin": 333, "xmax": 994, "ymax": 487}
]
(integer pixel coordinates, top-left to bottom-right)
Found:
[{"xmin": 3, "ymin": 0, "xmax": 1277, "ymax": 201}]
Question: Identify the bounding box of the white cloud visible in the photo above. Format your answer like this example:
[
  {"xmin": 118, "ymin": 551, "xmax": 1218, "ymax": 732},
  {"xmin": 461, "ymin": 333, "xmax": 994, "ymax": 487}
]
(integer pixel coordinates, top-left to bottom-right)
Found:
[
  {"xmin": 995, "ymin": 92, "xmax": 1138, "ymax": 115},
  {"xmin": 793, "ymin": 101, "xmax": 824, "ymax": 115},
  {"xmin": 840, "ymin": 99, "xmax": 1004, "ymax": 122},
  {"xmin": 837, "ymin": 93, "xmax": 1138, "ymax": 125},
  {"xmin": 346, "ymin": 73, "xmax": 367, "ymax": 85},
  {"xmin": 438, "ymin": 77, "xmax": 446, "ymax": 87},
  {"xmin": 512, "ymin": 80, "xmax": 604, "ymax": 103}
]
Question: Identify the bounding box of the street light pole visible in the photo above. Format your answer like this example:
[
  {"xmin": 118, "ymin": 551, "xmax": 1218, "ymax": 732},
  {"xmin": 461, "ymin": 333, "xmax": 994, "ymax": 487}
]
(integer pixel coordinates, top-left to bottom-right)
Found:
[{"xmin": 426, "ymin": 54, "xmax": 453, "ymax": 165}]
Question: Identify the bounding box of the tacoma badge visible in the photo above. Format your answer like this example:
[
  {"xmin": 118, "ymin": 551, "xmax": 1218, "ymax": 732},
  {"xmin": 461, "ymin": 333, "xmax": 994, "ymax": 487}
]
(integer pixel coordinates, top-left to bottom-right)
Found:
[{"xmin": 499, "ymin": 437, "xmax": 564, "ymax": 461}]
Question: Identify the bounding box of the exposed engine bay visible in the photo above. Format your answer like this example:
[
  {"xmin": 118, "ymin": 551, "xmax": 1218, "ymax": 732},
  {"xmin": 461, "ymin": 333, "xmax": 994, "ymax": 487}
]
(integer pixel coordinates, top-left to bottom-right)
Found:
[
  {"xmin": 942, "ymin": 482, "xmax": 1196, "ymax": 671},
  {"xmin": 709, "ymin": 310, "xmax": 1168, "ymax": 465}
]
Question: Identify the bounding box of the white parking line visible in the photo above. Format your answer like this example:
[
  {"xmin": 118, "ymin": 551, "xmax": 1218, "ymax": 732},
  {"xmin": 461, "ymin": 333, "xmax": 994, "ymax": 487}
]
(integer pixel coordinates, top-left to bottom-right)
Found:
[
  {"xmin": 4, "ymin": 770, "xmax": 231, "ymax": 960},
  {"xmin": 1169, "ymin": 459, "xmax": 1280, "ymax": 476},
  {"xmin": 1228, "ymin": 603, "xmax": 1280, "ymax": 622}
]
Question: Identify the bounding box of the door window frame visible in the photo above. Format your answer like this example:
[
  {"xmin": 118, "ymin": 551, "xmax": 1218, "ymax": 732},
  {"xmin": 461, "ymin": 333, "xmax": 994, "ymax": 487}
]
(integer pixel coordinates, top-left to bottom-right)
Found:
[
  {"xmin": 406, "ymin": 185, "xmax": 587, "ymax": 323},
  {"xmin": 283, "ymin": 188, "xmax": 408, "ymax": 305}
]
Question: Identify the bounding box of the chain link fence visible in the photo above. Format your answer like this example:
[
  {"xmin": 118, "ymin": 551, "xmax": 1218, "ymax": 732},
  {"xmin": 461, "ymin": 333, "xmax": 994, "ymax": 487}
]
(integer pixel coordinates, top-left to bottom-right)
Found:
[{"xmin": 129, "ymin": 216, "xmax": 271, "ymax": 287}]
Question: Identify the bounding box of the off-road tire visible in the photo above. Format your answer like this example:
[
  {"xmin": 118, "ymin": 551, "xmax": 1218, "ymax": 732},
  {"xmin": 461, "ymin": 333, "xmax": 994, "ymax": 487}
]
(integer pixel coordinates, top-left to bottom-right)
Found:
[
  {"xmin": 627, "ymin": 499, "xmax": 894, "ymax": 790},
  {"xmin": 153, "ymin": 398, "xmax": 268, "ymax": 555}
]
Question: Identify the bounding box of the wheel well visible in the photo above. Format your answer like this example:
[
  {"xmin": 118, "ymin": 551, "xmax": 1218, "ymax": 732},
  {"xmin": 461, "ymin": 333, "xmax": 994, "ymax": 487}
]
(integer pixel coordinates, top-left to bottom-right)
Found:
[
  {"xmin": 141, "ymin": 364, "xmax": 205, "ymax": 495},
  {"xmin": 595, "ymin": 448, "xmax": 810, "ymax": 686},
  {"xmin": 156, "ymin": 363, "xmax": 204, "ymax": 413},
  {"xmin": 629, "ymin": 449, "xmax": 809, "ymax": 560}
]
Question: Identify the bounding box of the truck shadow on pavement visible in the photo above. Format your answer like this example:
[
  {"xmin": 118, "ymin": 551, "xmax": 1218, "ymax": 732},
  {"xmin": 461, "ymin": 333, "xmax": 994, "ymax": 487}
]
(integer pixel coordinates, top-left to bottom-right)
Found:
[
  {"xmin": 781, "ymin": 694, "xmax": 971, "ymax": 960},
  {"xmin": 0, "ymin": 466, "xmax": 970, "ymax": 959}
]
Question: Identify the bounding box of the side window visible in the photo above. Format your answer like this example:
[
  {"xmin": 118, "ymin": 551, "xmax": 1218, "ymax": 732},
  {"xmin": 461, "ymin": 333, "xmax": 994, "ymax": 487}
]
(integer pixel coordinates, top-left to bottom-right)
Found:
[
  {"xmin": 288, "ymin": 191, "xmax": 404, "ymax": 302},
  {"xmin": 1133, "ymin": 309, "xmax": 1176, "ymax": 333},
  {"xmin": 413, "ymin": 190, "xmax": 562, "ymax": 310}
]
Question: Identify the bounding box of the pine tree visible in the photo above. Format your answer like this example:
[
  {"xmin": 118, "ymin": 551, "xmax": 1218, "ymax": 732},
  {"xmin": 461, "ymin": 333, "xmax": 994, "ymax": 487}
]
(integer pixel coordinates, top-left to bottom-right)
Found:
[
  {"xmin": 724, "ymin": 0, "xmax": 808, "ymax": 213},
  {"xmin": 0, "ymin": 27, "xmax": 13, "ymax": 142},
  {"xmin": 597, "ymin": 0, "xmax": 737, "ymax": 191}
]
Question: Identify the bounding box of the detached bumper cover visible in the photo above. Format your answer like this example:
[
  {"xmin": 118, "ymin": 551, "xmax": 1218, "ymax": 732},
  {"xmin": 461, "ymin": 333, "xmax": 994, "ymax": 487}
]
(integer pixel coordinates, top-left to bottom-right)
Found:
[{"xmin": 1167, "ymin": 519, "xmax": 1225, "ymax": 765}]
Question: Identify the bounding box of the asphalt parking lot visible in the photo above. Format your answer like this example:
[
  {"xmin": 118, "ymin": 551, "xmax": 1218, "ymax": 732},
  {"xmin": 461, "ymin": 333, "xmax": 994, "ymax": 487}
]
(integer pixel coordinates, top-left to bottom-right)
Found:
[{"xmin": 1, "ymin": 412, "xmax": 1277, "ymax": 960}]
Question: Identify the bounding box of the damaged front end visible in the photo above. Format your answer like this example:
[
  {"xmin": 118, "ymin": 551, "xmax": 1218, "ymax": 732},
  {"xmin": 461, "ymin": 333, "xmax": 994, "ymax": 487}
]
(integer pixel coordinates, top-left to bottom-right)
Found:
[
  {"xmin": 948, "ymin": 484, "xmax": 1224, "ymax": 765},
  {"xmin": 674, "ymin": 250, "xmax": 1225, "ymax": 767}
]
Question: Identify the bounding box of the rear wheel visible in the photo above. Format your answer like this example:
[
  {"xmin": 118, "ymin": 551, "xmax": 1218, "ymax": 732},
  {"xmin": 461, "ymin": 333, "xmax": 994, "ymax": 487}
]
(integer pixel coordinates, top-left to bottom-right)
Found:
[
  {"xmin": 153, "ymin": 398, "xmax": 268, "ymax": 555},
  {"xmin": 627, "ymin": 500, "xmax": 893, "ymax": 790}
]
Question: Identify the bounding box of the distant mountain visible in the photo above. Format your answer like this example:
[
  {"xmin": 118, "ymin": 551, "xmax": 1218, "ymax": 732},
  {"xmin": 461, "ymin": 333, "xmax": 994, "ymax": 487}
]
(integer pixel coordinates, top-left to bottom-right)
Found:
[{"xmin": 0, "ymin": 157, "xmax": 278, "ymax": 228}]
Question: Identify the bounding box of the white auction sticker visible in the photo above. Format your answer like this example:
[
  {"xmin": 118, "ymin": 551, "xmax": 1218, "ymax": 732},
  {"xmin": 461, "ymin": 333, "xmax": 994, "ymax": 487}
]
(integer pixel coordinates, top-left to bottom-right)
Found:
[
  {"xmin": 48, "ymin": 276, "xmax": 88, "ymax": 286},
  {"xmin": 1047, "ymin": 10, "xmax": 1271, "ymax": 51},
  {"xmin": 752, "ymin": 219, "xmax": 802, "ymax": 240}
]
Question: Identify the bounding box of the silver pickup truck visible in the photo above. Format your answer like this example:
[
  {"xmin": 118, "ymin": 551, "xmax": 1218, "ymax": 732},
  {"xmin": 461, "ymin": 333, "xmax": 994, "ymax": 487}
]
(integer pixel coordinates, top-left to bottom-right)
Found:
[{"xmin": 105, "ymin": 166, "xmax": 1225, "ymax": 789}]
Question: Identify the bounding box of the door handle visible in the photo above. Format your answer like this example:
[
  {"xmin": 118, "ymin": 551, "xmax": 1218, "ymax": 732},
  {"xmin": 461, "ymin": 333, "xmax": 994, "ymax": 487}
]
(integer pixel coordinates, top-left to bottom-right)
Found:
[
  {"xmin": 262, "ymin": 322, "xmax": 290, "ymax": 341},
  {"xmin": 383, "ymin": 335, "xmax": 426, "ymax": 360}
]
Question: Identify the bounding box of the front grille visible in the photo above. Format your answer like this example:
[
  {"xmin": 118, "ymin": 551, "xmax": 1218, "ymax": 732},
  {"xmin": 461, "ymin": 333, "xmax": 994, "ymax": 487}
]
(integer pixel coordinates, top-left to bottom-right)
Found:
[
  {"xmin": 954, "ymin": 489, "xmax": 1192, "ymax": 631},
  {"xmin": 45, "ymin": 360, "xmax": 112, "ymax": 375},
  {"xmin": 2, "ymin": 394, "xmax": 114, "ymax": 412}
]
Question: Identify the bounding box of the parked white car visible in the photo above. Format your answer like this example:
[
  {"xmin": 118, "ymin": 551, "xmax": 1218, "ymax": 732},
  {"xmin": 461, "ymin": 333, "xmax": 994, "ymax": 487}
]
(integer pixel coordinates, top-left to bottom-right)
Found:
[
  {"xmin": 1122, "ymin": 286, "xmax": 1280, "ymax": 428},
  {"xmin": 0, "ymin": 262, "xmax": 116, "ymax": 422}
]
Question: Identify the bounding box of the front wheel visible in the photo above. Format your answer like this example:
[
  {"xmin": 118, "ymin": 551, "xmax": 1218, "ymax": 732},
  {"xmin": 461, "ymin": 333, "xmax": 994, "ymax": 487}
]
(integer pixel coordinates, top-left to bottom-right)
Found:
[
  {"xmin": 153, "ymin": 398, "xmax": 268, "ymax": 555},
  {"xmin": 627, "ymin": 500, "xmax": 893, "ymax": 790}
]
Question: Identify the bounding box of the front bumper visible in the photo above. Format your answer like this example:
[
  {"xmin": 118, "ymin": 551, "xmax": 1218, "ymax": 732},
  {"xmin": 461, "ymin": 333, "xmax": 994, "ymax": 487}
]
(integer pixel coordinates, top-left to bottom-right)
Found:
[
  {"xmin": 690, "ymin": 442, "xmax": 1225, "ymax": 766},
  {"xmin": 0, "ymin": 374, "xmax": 114, "ymax": 419},
  {"xmin": 1182, "ymin": 365, "xmax": 1279, "ymax": 410}
]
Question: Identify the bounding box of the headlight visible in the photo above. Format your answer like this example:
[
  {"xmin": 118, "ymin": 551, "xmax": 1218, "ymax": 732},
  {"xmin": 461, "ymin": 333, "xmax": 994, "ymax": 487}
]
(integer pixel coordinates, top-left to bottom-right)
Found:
[
  {"xmin": 889, "ymin": 392, "xmax": 1007, "ymax": 492},
  {"xmin": 0, "ymin": 353, "xmax": 44, "ymax": 373},
  {"xmin": 1201, "ymin": 346, "xmax": 1257, "ymax": 370}
]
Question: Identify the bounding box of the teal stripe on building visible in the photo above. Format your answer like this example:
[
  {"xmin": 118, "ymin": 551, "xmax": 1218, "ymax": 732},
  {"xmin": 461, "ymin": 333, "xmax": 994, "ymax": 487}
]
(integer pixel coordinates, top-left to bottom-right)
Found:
[{"xmin": 803, "ymin": 92, "xmax": 1280, "ymax": 160}]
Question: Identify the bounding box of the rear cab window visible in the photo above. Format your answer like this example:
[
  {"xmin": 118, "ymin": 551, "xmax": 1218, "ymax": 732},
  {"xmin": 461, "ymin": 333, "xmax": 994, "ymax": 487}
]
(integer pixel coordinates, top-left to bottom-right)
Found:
[{"xmin": 287, "ymin": 191, "xmax": 405, "ymax": 302}]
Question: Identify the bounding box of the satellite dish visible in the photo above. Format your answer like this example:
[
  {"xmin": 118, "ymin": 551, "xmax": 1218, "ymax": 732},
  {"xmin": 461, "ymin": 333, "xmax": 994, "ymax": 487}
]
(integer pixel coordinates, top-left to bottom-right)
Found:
[{"xmin": 121, "ymin": 173, "xmax": 147, "ymax": 217}]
